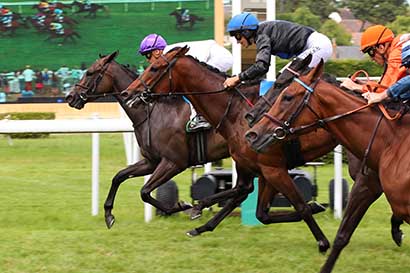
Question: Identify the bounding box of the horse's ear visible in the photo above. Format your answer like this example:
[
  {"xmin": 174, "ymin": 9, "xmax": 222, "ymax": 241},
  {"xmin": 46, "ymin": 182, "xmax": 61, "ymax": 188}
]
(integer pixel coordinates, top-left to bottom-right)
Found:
[
  {"xmin": 179, "ymin": 45, "xmax": 190, "ymax": 56},
  {"xmin": 297, "ymin": 54, "xmax": 312, "ymax": 70},
  {"xmin": 106, "ymin": 51, "xmax": 119, "ymax": 63},
  {"xmin": 306, "ymin": 59, "xmax": 324, "ymax": 82}
]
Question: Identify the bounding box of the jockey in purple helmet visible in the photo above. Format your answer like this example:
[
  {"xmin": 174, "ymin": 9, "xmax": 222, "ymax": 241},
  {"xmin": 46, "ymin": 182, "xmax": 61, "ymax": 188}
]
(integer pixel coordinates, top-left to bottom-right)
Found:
[{"xmin": 138, "ymin": 33, "xmax": 168, "ymax": 63}]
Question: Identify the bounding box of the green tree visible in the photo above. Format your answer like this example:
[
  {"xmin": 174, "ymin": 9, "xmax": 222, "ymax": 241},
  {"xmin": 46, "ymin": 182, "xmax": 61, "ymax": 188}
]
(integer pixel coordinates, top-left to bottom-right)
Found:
[
  {"xmin": 299, "ymin": 0, "xmax": 337, "ymax": 20},
  {"xmin": 342, "ymin": 0, "xmax": 408, "ymax": 26},
  {"xmin": 277, "ymin": 7, "xmax": 321, "ymax": 30},
  {"xmin": 387, "ymin": 15, "xmax": 410, "ymax": 34},
  {"xmin": 320, "ymin": 20, "xmax": 352, "ymax": 46}
]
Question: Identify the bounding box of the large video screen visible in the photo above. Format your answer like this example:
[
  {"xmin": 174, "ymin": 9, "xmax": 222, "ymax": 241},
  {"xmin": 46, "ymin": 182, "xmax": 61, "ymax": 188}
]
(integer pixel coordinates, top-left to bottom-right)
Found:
[{"xmin": 0, "ymin": 0, "xmax": 214, "ymax": 103}]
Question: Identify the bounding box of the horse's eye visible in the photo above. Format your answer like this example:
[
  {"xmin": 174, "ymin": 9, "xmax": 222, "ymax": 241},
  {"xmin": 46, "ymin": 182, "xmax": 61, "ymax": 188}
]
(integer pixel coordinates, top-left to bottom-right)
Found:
[
  {"xmin": 283, "ymin": 94, "xmax": 293, "ymax": 101},
  {"xmin": 150, "ymin": 66, "xmax": 159, "ymax": 72}
]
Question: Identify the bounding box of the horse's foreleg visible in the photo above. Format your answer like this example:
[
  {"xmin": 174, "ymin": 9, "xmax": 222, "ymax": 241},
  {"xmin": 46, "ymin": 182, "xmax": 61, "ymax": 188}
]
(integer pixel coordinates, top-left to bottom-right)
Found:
[
  {"xmin": 140, "ymin": 158, "xmax": 192, "ymax": 215},
  {"xmin": 262, "ymin": 166, "xmax": 329, "ymax": 253},
  {"xmin": 104, "ymin": 158, "xmax": 156, "ymax": 229},
  {"xmin": 255, "ymin": 176, "xmax": 325, "ymax": 224},
  {"xmin": 320, "ymin": 170, "xmax": 382, "ymax": 273},
  {"xmin": 187, "ymin": 166, "xmax": 254, "ymax": 237},
  {"xmin": 391, "ymin": 214, "xmax": 404, "ymax": 246}
]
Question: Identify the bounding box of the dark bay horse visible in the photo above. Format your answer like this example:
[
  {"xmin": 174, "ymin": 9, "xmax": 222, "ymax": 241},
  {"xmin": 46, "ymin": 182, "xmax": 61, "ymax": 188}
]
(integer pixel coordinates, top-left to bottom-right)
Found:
[
  {"xmin": 32, "ymin": 2, "xmax": 72, "ymax": 13},
  {"xmin": 247, "ymin": 61, "xmax": 408, "ymax": 272},
  {"xmin": 44, "ymin": 15, "xmax": 78, "ymax": 27},
  {"xmin": 0, "ymin": 19, "xmax": 29, "ymax": 36},
  {"xmin": 45, "ymin": 28, "xmax": 81, "ymax": 44},
  {"xmin": 121, "ymin": 46, "xmax": 339, "ymax": 252},
  {"xmin": 66, "ymin": 51, "xmax": 326, "ymax": 236},
  {"xmin": 71, "ymin": 1, "xmax": 109, "ymax": 18},
  {"xmin": 169, "ymin": 10, "xmax": 203, "ymax": 30}
]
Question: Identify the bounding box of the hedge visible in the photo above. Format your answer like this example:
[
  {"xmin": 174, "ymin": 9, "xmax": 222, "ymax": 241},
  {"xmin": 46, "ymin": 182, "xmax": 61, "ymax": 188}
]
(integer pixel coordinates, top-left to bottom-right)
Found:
[{"xmin": 0, "ymin": 112, "xmax": 55, "ymax": 138}]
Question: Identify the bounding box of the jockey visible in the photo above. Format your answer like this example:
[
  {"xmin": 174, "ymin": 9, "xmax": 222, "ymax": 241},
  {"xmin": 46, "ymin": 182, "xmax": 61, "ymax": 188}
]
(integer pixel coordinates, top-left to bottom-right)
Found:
[
  {"xmin": 138, "ymin": 33, "xmax": 234, "ymax": 132},
  {"xmin": 363, "ymin": 40, "xmax": 410, "ymax": 104},
  {"xmin": 53, "ymin": 8, "xmax": 63, "ymax": 22},
  {"xmin": 35, "ymin": 12, "xmax": 46, "ymax": 25},
  {"xmin": 50, "ymin": 22, "xmax": 64, "ymax": 34},
  {"xmin": 39, "ymin": 0, "xmax": 49, "ymax": 13},
  {"xmin": 223, "ymin": 12, "xmax": 333, "ymax": 88},
  {"xmin": 0, "ymin": 7, "xmax": 12, "ymax": 27},
  {"xmin": 177, "ymin": 7, "xmax": 190, "ymax": 22},
  {"xmin": 342, "ymin": 25, "xmax": 410, "ymax": 93},
  {"xmin": 83, "ymin": 0, "xmax": 91, "ymax": 9}
]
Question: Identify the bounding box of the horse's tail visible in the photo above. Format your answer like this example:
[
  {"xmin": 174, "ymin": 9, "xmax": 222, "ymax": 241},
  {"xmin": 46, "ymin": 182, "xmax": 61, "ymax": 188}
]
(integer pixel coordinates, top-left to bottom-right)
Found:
[
  {"xmin": 72, "ymin": 18, "xmax": 79, "ymax": 24},
  {"xmin": 74, "ymin": 31, "xmax": 81, "ymax": 38},
  {"xmin": 197, "ymin": 17, "xmax": 204, "ymax": 21}
]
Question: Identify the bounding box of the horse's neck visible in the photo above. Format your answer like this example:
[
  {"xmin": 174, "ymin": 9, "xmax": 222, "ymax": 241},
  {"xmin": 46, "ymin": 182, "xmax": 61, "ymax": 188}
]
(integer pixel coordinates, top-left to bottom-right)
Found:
[{"xmin": 316, "ymin": 82, "xmax": 404, "ymax": 169}]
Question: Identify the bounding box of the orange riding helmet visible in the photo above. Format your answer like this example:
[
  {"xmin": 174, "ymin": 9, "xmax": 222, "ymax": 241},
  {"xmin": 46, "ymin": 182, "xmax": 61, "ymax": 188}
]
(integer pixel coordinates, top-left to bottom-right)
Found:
[{"xmin": 361, "ymin": 25, "xmax": 395, "ymax": 52}]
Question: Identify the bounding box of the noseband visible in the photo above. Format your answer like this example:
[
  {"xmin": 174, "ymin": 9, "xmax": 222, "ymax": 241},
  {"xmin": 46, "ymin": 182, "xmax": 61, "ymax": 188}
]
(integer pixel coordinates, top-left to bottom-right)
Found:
[{"xmin": 74, "ymin": 61, "xmax": 113, "ymax": 102}]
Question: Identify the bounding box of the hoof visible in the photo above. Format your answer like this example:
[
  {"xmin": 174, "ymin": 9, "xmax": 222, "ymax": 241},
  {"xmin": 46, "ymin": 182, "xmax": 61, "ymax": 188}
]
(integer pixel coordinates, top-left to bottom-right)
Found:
[
  {"xmin": 105, "ymin": 215, "xmax": 115, "ymax": 229},
  {"xmin": 186, "ymin": 229, "xmax": 201, "ymax": 237},
  {"xmin": 190, "ymin": 208, "xmax": 202, "ymax": 220},
  {"xmin": 318, "ymin": 240, "xmax": 330, "ymax": 253},
  {"xmin": 310, "ymin": 202, "xmax": 326, "ymax": 214},
  {"xmin": 392, "ymin": 230, "xmax": 404, "ymax": 247}
]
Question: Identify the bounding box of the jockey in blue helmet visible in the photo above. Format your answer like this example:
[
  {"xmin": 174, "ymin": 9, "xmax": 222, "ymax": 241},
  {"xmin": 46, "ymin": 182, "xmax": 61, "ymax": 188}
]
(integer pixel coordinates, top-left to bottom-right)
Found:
[
  {"xmin": 223, "ymin": 12, "xmax": 333, "ymax": 88},
  {"xmin": 54, "ymin": 8, "xmax": 63, "ymax": 15},
  {"xmin": 138, "ymin": 33, "xmax": 168, "ymax": 63},
  {"xmin": 363, "ymin": 40, "xmax": 410, "ymax": 104}
]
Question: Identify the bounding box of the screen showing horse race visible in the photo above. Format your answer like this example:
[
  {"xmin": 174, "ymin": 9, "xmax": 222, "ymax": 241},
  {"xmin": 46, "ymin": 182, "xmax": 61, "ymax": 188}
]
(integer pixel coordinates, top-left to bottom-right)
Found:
[{"xmin": 0, "ymin": 0, "xmax": 214, "ymax": 103}]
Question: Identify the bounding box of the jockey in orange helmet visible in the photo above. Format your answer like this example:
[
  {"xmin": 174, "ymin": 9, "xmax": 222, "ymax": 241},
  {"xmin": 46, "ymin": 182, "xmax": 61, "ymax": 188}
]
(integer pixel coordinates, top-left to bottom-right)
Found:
[{"xmin": 341, "ymin": 25, "xmax": 410, "ymax": 93}]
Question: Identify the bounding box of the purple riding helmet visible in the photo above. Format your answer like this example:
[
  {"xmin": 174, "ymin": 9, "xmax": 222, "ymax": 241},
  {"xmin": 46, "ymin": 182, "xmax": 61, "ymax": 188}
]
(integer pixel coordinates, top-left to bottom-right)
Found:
[{"xmin": 138, "ymin": 34, "xmax": 168, "ymax": 55}]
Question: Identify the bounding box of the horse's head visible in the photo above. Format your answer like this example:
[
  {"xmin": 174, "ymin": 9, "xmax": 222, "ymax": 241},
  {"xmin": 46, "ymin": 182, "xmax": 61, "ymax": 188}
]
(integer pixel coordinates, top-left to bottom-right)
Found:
[
  {"xmin": 245, "ymin": 54, "xmax": 313, "ymax": 128},
  {"xmin": 66, "ymin": 50, "xmax": 119, "ymax": 109},
  {"xmin": 245, "ymin": 60, "xmax": 325, "ymax": 152},
  {"xmin": 169, "ymin": 10, "xmax": 178, "ymax": 16},
  {"xmin": 121, "ymin": 46, "xmax": 190, "ymax": 107}
]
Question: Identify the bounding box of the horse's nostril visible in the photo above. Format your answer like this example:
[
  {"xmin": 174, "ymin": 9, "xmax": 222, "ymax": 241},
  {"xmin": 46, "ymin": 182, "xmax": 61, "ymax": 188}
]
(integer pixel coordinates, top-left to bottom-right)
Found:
[{"xmin": 65, "ymin": 94, "xmax": 73, "ymax": 103}]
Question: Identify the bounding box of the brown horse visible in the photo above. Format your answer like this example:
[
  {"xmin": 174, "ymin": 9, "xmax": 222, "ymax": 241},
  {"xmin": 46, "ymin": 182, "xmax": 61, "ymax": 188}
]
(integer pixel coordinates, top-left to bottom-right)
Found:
[
  {"xmin": 169, "ymin": 10, "xmax": 204, "ymax": 30},
  {"xmin": 71, "ymin": 1, "xmax": 109, "ymax": 18},
  {"xmin": 247, "ymin": 61, "xmax": 408, "ymax": 272},
  {"xmin": 44, "ymin": 15, "xmax": 78, "ymax": 27},
  {"xmin": 66, "ymin": 51, "xmax": 328, "ymax": 236},
  {"xmin": 45, "ymin": 28, "xmax": 81, "ymax": 44},
  {"xmin": 0, "ymin": 19, "xmax": 29, "ymax": 35},
  {"xmin": 121, "ymin": 46, "xmax": 341, "ymax": 251}
]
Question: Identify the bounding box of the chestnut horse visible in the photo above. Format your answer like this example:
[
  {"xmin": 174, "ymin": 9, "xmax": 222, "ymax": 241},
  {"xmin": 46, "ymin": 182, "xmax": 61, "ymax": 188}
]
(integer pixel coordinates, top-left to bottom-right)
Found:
[
  {"xmin": 121, "ymin": 46, "xmax": 340, "ymax": 251},
  {"xmin": 45, "ymin": 28, "xmax": 81, "ymax": 44},
  {"xmin": 169, "ymin": 10, "xmax": 204, "ymax": 30},
  {"xmin": 71, "ymin": 1, "xmax": 109, "ymax": 18},
  {"xmin": 247, "ymin": 61, "xmax": 408, "ymax": 272},
  {"xmin": 67, "ymin": 51, "xmax": 320, "ymax": 235}
]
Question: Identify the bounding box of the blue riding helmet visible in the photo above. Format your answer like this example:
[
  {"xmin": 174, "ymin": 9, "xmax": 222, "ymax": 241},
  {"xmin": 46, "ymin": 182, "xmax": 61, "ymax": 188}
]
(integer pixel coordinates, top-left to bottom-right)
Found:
[
  {"xmin": 227, "ymin": 12, "xmax": 259, "ymax": 34},
  {"xmin": 54, "ymin": 8, "xmax": 63, "ymax": 15},
  {"xmin": 401, "ymin": 40, "xmax": 410, "ymax": 68},
  {"xmin": 138, "ymin": 34, "xmax": 167, "ymax": 55}
]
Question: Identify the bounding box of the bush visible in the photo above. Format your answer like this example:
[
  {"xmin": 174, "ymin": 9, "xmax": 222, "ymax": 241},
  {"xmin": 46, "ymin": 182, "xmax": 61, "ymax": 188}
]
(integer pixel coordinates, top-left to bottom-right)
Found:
[
  {"xmin": 276, "ymin": 58, "xmax": 383, "ymax": 77},
  {"xmin": 0, "ymin": 112, "xmax": 55, "ymax": 138}
]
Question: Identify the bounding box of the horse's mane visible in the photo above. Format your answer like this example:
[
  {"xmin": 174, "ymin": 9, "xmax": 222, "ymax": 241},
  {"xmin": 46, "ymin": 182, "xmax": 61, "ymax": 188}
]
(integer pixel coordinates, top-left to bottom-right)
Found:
[
  {"xmin": 321, "ymin": 73, "xmax": 366, "ymax": 101},
  {"xmin": 116, "ymin": 61, "xmax": 138, "ymax": 79}
]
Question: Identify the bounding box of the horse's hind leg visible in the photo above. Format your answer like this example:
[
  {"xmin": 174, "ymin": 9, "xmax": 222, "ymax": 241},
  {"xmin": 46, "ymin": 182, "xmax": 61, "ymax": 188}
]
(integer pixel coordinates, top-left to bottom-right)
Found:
[
  {"xmin": 140, "ymin": 158, "xmax": 192, "ymax": 215},
  {"xmin": 104, "ymin": 158, "xmax": 156, "ymax": 229},
  {"xmin": 320, "ymin": 170, "xmax": 382, "ymax": 273},
  {"xmin": 187, "ymin": 165, "xmax": 254, "ymax": 237},
  {"xmin": 262, "ymin": 166, "xmax": 329, "ymax": 253},
  {"xmin": 391, "ymin": 214, "xmax": 404, "ymax": 246}
]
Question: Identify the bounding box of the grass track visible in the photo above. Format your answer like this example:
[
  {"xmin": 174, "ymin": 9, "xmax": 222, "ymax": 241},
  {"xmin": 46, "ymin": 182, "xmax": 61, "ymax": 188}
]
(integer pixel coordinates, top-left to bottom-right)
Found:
[{"xmin": 0, "ymin": 134, "xmax": 409, "ymax": 273}]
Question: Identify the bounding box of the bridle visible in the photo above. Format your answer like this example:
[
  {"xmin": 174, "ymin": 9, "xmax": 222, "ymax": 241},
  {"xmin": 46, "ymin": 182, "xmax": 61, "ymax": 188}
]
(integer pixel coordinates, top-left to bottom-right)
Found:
[
  {"xmin": 74, "ymin": 60, "xmax": 119, "ymax": 102},
  {"xmin": 262, "ymin": 73, "xmax": 374, "ymax": 140}
]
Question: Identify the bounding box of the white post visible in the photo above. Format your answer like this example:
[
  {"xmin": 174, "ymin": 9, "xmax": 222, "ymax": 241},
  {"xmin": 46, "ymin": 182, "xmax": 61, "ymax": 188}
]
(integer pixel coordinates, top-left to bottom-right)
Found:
[
  {"xmin": 231, "ymin": 0, "xmax": 242, "ymax": 76},
  {"xmin": 91, "ymin": 131, "xmax": 100, "ymax": 216},
  {"xmin": 334, "ymin": 145, "xmax": 343, "ymax": 219},
  {"xmin": 232, "ymin": 160, "xmax": 237, "ymax": 188},
  {"xmin": 144, "ymin": 175, "xmax": 153, "ymax": 222},
  {"xmin": 266, "ymin": 1, "xmax": 276, "ymax": 80},
  {"xmin": 204, "ymin": 163, "xmax": 212, "ymax": 174}
]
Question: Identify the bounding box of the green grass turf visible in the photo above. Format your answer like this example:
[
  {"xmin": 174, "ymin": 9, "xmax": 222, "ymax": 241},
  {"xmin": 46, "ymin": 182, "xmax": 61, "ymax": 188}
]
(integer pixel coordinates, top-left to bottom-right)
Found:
[
  {"xmin": 0, "ymin": 1, "xmax": 214, "ymax": 72},
  {"xmin": 0, "ymin": 134, "xmax": 409, "ymax": 273}
]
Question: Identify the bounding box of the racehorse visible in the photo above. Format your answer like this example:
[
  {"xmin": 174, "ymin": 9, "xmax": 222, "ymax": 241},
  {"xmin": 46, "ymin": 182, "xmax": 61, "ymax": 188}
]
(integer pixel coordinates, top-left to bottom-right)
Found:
[
  {"xmin": 66, "ymin": 51, "xmax": 326, "ymax": 234},
  {"xmin": 71, "ymin": 1, "xmax": 109, "ymax": 18},
  {"xmin": 45, "ymin": 28, "xmax": 81, "ymax": 44},
  {"xmin": 247, "ymin": 61, "xmax": 409, "ymax": 272},
  {"xmin": 169, "ymin": 10, "xmax": 204, "ymax": 30},
  {"xmin": 0, "ymin": 19, "xmax": 29, "ymax": 36},
  {"xmin": 44, "ymin": 15, "xmax": 78, "ymax": 27},
  {"xmin": 120, "ymin": 46, "xmax": 339, "ymax": 251}
]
